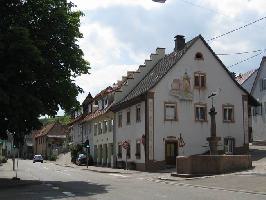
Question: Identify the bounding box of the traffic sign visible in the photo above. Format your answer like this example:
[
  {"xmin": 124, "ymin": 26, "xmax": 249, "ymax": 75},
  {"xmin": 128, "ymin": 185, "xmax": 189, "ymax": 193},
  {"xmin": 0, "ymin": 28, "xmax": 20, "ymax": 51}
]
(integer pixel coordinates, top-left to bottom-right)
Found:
[{"xmin": 122, "ymin": 141, "xmax": 129, "ymax": 149}]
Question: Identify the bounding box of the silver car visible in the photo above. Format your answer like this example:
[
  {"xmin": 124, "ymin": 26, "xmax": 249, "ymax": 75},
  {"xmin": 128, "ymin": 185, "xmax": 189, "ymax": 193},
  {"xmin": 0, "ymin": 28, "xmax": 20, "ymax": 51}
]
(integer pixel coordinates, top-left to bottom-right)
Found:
[{"xmin": 33, "ymin": 155, "xmax": 43, "ymax": 163}]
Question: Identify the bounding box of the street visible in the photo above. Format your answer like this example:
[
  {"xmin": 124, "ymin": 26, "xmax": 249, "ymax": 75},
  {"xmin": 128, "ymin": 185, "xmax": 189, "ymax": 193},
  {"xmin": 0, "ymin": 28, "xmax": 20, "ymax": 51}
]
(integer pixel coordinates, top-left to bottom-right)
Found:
[{"xmin": 1, "ymin": 151, "xmax": 266, "ymax": 200}]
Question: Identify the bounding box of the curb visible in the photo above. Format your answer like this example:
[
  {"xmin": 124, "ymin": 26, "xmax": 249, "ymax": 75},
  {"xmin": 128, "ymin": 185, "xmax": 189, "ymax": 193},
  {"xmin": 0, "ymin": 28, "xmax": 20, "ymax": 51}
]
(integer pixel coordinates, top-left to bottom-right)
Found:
[{"xmin": 82, "ymin": 168, "xmax": 133, "ymax": 174}]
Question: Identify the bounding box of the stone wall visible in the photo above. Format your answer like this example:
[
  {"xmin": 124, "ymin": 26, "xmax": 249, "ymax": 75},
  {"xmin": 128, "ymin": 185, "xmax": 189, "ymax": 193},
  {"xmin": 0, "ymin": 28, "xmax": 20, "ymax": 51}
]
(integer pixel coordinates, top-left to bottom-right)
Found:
[{"xmin": 176, "ymin": 155, "xmax": 252, "ymax": 175}]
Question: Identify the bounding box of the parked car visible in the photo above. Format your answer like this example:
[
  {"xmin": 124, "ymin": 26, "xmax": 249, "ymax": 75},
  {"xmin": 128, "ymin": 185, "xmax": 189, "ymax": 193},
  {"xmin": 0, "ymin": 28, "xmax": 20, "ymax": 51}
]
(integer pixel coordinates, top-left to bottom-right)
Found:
[
  {"xmin": 33, "ymin": 155, "xmax": 43, "ymax": 163},
  {"xmin": 76, "ymin": 153, "xmax": 93, "ymax": 166}
]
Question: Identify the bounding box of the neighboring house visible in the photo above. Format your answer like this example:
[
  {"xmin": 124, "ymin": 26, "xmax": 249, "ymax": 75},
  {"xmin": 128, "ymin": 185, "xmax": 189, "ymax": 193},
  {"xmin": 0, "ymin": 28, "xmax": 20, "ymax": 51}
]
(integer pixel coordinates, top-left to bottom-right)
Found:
[
  {"xmin": 237, "ymin": 57, "xmax": 266, "ymax": 142},
  {"xmin": 22, "ymin": 134, "xmax": 34, "ymax": 159},
  {"xmin": 82, "ymin": 86, "xmax": 115, "ymax": 167},
  {"xmin": 111, "ymin": 35, "xmax": 258, "ymax": 171},
  {"xmin": 68, "ymin": 94, "xmax": 94, "ymax": 146},
  {"xmin": 33, "ymin": 122, "xmax": 67, "ymax": 159}
]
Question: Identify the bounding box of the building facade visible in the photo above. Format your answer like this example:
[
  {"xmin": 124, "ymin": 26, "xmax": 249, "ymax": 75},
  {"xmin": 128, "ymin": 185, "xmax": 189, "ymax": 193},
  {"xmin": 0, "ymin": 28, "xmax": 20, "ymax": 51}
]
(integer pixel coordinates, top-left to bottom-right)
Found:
[
  {"xmin": 33, "ymin": 122, "xmax": 67, "ymax": 159},
  {"xmin": 112, "ymin": 35, "xmax": 257, "ymax": 171},
  {"xmin": 239, "ymin": 57, "xmax": 266, "ymax": 142}
]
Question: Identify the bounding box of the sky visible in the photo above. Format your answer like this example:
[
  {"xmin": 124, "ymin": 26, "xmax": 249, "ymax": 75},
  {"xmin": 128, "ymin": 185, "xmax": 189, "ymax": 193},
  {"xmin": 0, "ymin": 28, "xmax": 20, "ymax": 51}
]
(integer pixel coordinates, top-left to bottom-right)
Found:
[{"xmin": 67, "ymin": 0, "xmax": 266, "ymax": 111}]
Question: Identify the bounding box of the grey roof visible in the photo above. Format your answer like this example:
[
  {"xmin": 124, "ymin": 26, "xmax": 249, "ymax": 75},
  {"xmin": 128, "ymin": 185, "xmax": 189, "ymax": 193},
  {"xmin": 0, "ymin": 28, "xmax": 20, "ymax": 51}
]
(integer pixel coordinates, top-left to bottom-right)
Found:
[
  {"xmin": 115, "ymin": 35, "xmax": 199, "ymax": 106},
  {"xmin": 241, "ymin": 70, "xmax": 258, "ymax": 93}
]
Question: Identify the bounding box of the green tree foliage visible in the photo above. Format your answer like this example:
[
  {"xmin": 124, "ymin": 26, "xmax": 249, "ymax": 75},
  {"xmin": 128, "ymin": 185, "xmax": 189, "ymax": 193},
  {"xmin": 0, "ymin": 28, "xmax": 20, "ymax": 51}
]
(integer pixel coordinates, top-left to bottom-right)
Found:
[
  {"xmin": 40, "ymin": 115, "xmax": 71, "ymax": 126},
  {"xmin": 0, "ymin": 0, "xmax": 90, "ymax": 141}
]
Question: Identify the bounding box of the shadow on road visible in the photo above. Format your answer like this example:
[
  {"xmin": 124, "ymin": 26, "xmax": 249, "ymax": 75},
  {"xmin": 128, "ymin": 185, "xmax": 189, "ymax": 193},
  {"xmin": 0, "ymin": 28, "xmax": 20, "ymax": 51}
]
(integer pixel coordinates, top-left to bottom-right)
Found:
[{"xmin": 0, "ymin": 178, "xmax": 109, "ymax": 200}]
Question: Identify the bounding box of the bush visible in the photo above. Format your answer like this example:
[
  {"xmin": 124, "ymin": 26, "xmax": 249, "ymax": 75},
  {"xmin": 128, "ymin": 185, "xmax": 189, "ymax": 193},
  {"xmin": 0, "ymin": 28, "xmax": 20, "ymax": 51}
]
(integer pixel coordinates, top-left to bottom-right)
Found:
[
  {"xmin": 70, "ymin": 144, "xmax": 83, "ymax": 163},
  {"xmin": 48, "ymin": 155, "xmax": 57, "ymax": 161}
]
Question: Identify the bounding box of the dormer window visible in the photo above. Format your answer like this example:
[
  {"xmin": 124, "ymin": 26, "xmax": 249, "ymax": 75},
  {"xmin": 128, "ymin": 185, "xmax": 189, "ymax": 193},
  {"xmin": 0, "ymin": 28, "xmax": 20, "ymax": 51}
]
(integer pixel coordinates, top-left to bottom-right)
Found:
[
  {"xmin": 195, "ymin": 52, "xmax": 204, "ymax": 60},
  {"xmin": 88, "ymin": 104, "xmax": 92, "ymax": 113},
  {"xmin": 104, "ymin": 97, "xmax": 108, "ymax": 108}
]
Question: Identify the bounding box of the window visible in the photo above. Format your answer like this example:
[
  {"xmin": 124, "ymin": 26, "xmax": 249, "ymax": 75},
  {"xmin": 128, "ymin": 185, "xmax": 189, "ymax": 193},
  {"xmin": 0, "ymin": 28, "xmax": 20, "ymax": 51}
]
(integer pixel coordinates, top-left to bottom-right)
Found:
[
  {"xmin": 126, "ymin": 110, "xmax": 131, "ymax": 125},
  {"xmin": 223, "ymin": 105, "xmax": 234, "ymax": 122},
  {"xmin": 261, "ymin": 78, "xmax": 266, "ymax": 91},
  {"xmin": 108, "ymin": 120, "xmax": 113, "ymax": 132},
  {"xmin": 98, "ymin": 122, "xmax": 102, "ymax": 134},
  {"xmin": 88, "ymin": 104, "xmax": 92, "ymax": 113},
  {"xmin": 194, "ymin": 72, "xmax": 206, "ymax": 89},
  {"xmin": 118, "ymin": 112, "xmax": 122, "ymax": 127},
  {"xmin": 195, "ymin": 104, "xmax": 207, "ymax": 121},
  {"xmin": 94, "ymin": 124, "xmax": 98, "ymax": 136},
  {"xmin": 136, "ymin": 141, "xmax": 141, "ymax": 159},
  {"xmin": 164, "ymin": 103, "xmax": 177, "ymax": 121},
  {"xmin": 103, "ymin": 121, "xmax": 108, "ymax": 133},
  {"xmin": 118, "ymin": 144, "xmax": 122, "ymax": 158},
  {"xmin": 136, "ymin": 105, "xmax": 141, "ymax": 122},
  {"xmin": 126, "ymin": 143, "xmax": 131, "ymax": 159},
  {"xmin": 104, "ymin": 97, "xmax": 108, "ymax": 108},
  {"xmin": 195, "ymin": 52, "xmax": 204, "ymax": 60},
  {"xmin": 224, "ymin": 137, "xmax": 235, "ymax": 154}
]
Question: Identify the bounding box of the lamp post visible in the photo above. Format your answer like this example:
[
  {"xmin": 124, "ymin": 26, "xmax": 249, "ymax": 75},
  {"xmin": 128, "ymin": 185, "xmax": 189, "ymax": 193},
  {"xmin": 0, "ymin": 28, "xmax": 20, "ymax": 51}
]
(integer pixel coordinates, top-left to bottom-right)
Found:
[{"xmin": 207, "ymin": 92, "xmax": 221, "ymax": 155}]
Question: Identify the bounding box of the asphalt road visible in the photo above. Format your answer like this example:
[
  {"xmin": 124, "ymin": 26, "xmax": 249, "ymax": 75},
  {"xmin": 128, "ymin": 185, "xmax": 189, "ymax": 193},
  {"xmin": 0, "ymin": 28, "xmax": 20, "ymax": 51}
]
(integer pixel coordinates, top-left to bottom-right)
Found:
[{"xmin": 0, "ymin": 159, "xmax": 266, "ymax": 200}]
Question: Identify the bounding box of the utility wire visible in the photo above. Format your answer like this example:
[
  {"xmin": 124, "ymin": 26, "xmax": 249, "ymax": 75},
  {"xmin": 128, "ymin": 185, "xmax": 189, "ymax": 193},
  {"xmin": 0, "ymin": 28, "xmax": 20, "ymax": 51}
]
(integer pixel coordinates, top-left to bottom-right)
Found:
[
  {"xmin": 208, "ymin": 16, "xmax": 266, "ymax": 42},
  {"xmin": 228, "ymin": 51, "xmax": 265, "ymax": 68},
  {"xmin": 178, "ymin": 0, "xmax": 227, "ymax": 17},
  {"xmin": 217, "ymin": 49, "xmax": 266, "ymax": 56}
]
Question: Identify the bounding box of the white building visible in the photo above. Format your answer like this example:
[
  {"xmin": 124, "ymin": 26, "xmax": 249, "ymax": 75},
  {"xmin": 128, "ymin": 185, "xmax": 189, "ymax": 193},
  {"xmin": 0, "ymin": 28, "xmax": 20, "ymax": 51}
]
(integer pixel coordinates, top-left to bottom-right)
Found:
[
  {"xmin": 83, "ymin": 87, "xmax": 115, "ymax": 166},
  {"xmin": 238, "ymin": 57, "xmax": 266, "ymax": 142},
  {"xmin": 112, "ymin": 35, "xmax": 257, "ymax": 171}
]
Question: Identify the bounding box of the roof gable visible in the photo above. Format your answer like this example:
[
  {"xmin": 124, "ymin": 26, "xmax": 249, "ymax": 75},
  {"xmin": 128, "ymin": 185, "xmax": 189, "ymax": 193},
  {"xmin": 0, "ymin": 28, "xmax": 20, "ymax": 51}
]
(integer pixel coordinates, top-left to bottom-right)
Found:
[{"xmin": 113, "ymin": 35, "xmax": 259, "ymax": 109}]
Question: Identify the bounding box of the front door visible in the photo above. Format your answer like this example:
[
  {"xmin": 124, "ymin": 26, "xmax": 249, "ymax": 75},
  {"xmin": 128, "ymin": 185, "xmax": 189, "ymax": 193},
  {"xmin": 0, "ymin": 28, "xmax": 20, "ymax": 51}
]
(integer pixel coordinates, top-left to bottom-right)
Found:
[{"xmin": 165, "ymin": 141, "xmax": 178, "ymax": 165}]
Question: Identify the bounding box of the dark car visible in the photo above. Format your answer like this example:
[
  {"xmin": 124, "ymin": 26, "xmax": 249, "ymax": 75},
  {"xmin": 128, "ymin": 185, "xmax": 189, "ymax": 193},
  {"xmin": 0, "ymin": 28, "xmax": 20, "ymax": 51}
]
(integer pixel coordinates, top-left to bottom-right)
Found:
[
  {"xmin": 76, "ymin": 154, "xmax": 93, "ymax": 166},
  {"xmin": 33, "ymin": 155, "xmax": 43, "ymax": 163}
]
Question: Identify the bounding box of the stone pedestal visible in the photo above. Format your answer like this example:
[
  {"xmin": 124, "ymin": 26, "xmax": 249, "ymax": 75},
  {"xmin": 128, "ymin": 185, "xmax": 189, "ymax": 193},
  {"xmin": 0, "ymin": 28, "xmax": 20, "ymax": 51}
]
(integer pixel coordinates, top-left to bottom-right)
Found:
[
  {"xmin": 207, "ymin": 136, "xmax": 221, "ymax": 155},
  {"xmin": 207, "ymin": 106, "xmax": 221, "ymax": 155}
]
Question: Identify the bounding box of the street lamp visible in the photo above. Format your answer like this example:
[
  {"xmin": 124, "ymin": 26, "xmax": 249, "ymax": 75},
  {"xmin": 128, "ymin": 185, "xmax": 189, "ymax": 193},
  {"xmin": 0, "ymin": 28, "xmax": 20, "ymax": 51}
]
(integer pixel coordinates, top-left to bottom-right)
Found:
[{"xmin": 152, "ymin": 0, "xmax": 167, "ymax": 3}]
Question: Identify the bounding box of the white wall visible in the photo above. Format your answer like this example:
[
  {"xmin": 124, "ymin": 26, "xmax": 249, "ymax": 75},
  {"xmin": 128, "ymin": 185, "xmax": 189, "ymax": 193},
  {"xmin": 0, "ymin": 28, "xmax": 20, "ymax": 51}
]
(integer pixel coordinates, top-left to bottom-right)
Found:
[
  {"xmin": 115, "ymin": 101, "xmax": 146, "ymax": 164},
  {"xmin": 251, "ymin": 58, "xmax": 266, "ymax": 141},
  {"xmin": 152, "ymin": 38, "xmax": 246, "ymax": 161}
]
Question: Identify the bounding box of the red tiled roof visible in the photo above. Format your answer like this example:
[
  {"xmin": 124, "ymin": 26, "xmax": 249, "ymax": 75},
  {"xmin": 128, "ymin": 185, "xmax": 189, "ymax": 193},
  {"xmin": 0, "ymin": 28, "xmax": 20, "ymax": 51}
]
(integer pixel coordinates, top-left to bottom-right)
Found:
[
  {"xmin": 82, "ymin": 103, "xmax": 114, "ymax": 122},
  {"xmin": 34, "ymin": 123, "xmax": 56, "ymax": 138},
  {"xmin": 236, "ymin": 69, "xmax": 257, "ymax": 84}
]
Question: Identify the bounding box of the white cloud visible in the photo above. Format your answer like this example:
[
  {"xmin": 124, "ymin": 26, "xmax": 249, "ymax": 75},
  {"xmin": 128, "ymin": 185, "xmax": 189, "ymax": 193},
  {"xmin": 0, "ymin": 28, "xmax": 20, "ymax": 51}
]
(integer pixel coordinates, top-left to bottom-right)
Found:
[
  {"xmin": 71, "ymin": 0, "xmax": 162, "ymax": 10},
  {"xmin": 202, "ymin": 0, "xmax": 266, "ymax": 17},
  {"xmin": 76, "ymin": 21, "xmax": 148, "ymax": 102}
]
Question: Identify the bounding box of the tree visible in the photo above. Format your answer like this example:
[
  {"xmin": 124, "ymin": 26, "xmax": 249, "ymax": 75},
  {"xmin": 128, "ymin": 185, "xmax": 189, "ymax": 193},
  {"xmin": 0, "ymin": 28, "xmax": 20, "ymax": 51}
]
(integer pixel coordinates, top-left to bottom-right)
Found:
[{"xmin": 0, "ymin": 0, "xmax": 90, "ymax": 142}]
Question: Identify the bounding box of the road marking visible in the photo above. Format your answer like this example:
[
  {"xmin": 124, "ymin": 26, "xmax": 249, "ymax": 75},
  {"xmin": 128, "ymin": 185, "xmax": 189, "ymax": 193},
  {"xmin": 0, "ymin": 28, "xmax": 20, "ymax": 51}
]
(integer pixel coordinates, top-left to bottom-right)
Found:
[
  {"xmin": 45, "ymin": 183, "xmax": 53, "ymax": 187},
  {"xmin": 108, "ymin": 174, "xmax": 129, "ymax": 178},
  {"xmin": 52, "ymin": 187, "xmax": 59, "ymax": 190},
  {"xmin": 62, "ymin": 192, "xmax": 75, "ymax": 197}
]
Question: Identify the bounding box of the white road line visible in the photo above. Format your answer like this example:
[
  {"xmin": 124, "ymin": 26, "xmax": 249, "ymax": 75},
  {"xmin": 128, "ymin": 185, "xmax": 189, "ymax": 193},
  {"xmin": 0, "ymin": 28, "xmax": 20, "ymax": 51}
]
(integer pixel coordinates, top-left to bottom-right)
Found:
[
  {"xmin": 52, "ymin": 187, "xmax": 59, "ymax": 190},
  {"xmin": 62, "ymin": 192, "xmax": 75, "ymax": 197},
  {"xmin": 108, "ymin": 174, "xmax": 129, "ymax": 178},
  {"xmin": 45, "ymin": 183, "xmax": 53, "ymax": 187}
]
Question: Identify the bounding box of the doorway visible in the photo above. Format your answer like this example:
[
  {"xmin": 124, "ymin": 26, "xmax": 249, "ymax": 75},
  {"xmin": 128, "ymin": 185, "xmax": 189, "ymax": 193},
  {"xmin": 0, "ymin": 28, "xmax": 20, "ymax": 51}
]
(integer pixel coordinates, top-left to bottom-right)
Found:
[{"xmin": 165, "ymin": 141, "xmax": 178, "ymax": 165}]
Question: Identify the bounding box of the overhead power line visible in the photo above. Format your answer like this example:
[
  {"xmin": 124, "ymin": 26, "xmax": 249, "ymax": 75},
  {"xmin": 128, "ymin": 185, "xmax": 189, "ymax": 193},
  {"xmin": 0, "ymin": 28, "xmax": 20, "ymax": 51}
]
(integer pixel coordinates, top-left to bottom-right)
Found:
[
  {"xmin": 208, "ymin": 16, "xmax": 266, "ymax": 42},
  {"xmin": 178, "ymin": 0, "xmax": 227, "ymax": 16},
  {"xmin": 228, "ymin": 51, "xmax": 265, "ymax": 68},
  {"xmin": 217, "ymin": 48, "xmax": 266, "ymax": 56}
]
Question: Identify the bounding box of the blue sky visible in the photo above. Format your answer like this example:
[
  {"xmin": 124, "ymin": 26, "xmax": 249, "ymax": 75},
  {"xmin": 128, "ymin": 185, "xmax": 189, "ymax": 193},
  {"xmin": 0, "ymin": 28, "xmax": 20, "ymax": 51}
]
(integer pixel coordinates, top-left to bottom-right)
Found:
[{"xmin": 70, "ymin": 0, "xmax": 266, "ymax": 105}]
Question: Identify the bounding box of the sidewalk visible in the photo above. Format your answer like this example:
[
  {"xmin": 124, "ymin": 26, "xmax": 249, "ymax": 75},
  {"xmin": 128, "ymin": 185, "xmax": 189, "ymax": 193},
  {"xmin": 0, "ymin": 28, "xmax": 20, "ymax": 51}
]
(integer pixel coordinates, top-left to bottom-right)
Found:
[{"xmin": 0, "ymin": 160, "xmax": 40, "ymax": 189}]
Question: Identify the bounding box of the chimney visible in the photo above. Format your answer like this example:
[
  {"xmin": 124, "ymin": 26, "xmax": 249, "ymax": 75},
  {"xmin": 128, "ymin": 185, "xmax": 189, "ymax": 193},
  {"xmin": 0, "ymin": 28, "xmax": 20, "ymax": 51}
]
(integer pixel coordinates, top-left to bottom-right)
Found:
[{"xmin": 174, "ymin": 35, "xmax": 185, "ymax": 52}]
